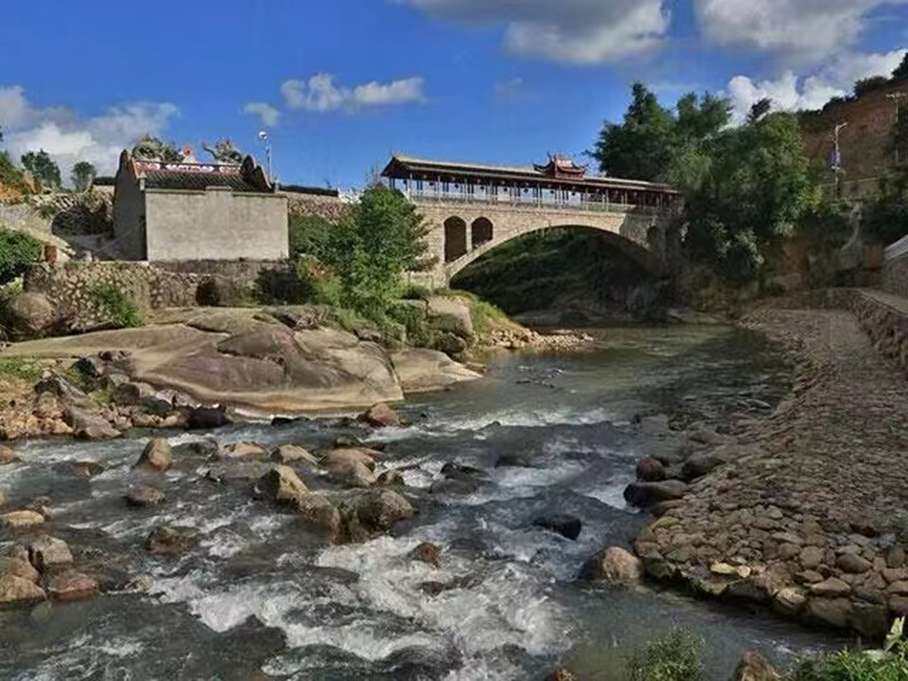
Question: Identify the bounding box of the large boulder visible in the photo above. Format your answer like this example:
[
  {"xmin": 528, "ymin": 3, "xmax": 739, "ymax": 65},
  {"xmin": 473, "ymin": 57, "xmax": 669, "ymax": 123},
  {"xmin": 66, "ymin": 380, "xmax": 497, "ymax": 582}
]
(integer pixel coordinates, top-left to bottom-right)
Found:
[
  {"xmin": 426, "ymin": 296, "xmax": 474, "ymax": 339},
  {"xmin": 4, "ymin": 292, "xmax": 54, "ymax": 340},
  {"xmin": 336, "ymin": 489, "xmax": 415, "ymax": 539},
  {"xmin": 0, "ymin": 574, "xmax": 46, "ymax": 607},
  {"xmin": 64, "ymin": 406, "xmax": 120, "ymax": 440},
  {"xmin": 581, "ymin": 546, "xmax": 643, "ymax": 584},
  {"xmin": 359, "ymin": 403, "xmax": 402, "ymax": 428},
  {"xmin": 47, "ymin": 571, "xmax": 98, "ymax": 602},
  {"xmin": 135, "ymin": 438, "xmax": 172, "ymax": 472},
  {"xmin": 296, "ymin": 493, "xmax": 342, "ymax": 541},
  {"xmin": 623, "ymin": 480, "xmax": 688, "ymax": 507},
  {"xmin": 391, "ymin": 349, "xmax": 482, "ymax": 393}
]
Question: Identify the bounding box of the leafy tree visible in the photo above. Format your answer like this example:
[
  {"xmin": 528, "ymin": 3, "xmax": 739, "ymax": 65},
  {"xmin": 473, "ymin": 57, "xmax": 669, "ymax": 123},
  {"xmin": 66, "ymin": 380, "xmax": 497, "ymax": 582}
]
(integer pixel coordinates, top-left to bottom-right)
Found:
[
  {"xmin": 289, "ymin": 214, "xmax": 334, "ymax": 260},
  {"xmin": 853, "ymin": 75, "xmax": 890, "ymax": 98},
  {"xmin": 20, "ymin": 150, "xmax": 61, "ymax": 189},
  {"xmin": 747, "ymin": 98, "xmax": 773, "ymax": 124},
  {"xmin": 893, "ymin": 53, "xmax": 908, "ymax": 81},
  {"xmin": 70, "ymin": 161, "xmax": 97, "ymax": 192},
  {"xmin": 0, "ymin": 229, "xmax": 43, "ymax": 285},
  {"xmin": 592, "ymin": 83, "xmax": 677, "ymax": 181},
  {"xmin": 320, "ymin": 185, "xmax": 434, "ymax": 317}
]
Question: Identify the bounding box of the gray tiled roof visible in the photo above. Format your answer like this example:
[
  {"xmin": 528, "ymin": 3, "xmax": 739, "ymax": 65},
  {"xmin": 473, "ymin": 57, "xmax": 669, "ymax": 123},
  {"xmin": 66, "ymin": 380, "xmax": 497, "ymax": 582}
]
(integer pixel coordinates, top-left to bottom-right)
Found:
[{"xmin": 143, "ymin": 169, "xmax": 267, "ymax": 193}]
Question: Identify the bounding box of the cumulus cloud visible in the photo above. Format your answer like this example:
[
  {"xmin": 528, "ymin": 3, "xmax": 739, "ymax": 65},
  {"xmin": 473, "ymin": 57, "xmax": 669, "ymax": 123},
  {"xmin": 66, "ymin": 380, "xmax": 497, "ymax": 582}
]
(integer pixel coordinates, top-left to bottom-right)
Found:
[
  {"xmin": 695, "ymin": 0, "xmax": 908, "ymax": 64},
  {"xmin": 243, "ymin": 101, "xmax": 281, "ymax": 127},
  {"xmin": 280, "ymin": 73, "xmax": 426, "ymax": 112},
  {"xmin": 726, "ymin": 49, "xmax": 907, "ymax": 122},
  {"xmin": 400, "ymin": 0, "xmax": 670, "ymax": 64},
  {"xmin": 0, "ymin": 85, "xmax": 178, "ymax": 182}
]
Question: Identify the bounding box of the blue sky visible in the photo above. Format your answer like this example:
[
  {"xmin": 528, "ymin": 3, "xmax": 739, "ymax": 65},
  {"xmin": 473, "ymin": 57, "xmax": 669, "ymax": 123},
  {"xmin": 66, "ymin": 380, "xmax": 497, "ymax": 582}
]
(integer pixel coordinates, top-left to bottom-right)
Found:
[{"xmin": 1, "ymin": 1, "xmax": 906, "ymax": 187}]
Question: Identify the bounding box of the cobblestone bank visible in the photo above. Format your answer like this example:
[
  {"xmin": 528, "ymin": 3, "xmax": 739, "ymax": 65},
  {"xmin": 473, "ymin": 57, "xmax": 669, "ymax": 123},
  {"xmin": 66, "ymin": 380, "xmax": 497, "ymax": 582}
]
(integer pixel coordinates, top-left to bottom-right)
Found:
[{"xmin": 632, "ymin": 295, "xmax": 908, "ymax": 640}]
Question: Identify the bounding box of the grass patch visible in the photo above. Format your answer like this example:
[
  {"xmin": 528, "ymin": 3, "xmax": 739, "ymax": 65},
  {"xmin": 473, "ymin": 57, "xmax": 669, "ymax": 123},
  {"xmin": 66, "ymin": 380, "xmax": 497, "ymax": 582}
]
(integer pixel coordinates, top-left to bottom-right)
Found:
[
  {"xmin": 88, "ymin": 283, "xmax": 143, "ymax": 328},
  {"xmin": 626, "ymin": 629, "xmax": 705, "ymax": 681},
  {"xmin": 0, "ymin": 357, "xmax": 42, "ymax": 382}
]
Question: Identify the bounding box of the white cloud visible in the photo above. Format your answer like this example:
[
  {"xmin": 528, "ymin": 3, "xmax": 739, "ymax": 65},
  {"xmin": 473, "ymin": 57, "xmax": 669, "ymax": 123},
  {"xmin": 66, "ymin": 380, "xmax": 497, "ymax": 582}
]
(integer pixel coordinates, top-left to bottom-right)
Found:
[
  {"xmin": 243, "ymin": 101, "xmax": 281, "ymax": 127},
  {"xmin": 280, "ymin": 73, "xmax": 426, "ymax": 112},
  {"xmin": 695, "ymin": 0, "xmax": 908, "ymax": 64},
  {"xmin": 0, "ymin": 85, "xmax": 178, "ymax": 182},
  {"xmin": 400, "ymin": 0, "xmax": 670, "ymax": 64},
  {"xmin": 726, "ymin": 49, "xmax": 907, "ymax": 122}
]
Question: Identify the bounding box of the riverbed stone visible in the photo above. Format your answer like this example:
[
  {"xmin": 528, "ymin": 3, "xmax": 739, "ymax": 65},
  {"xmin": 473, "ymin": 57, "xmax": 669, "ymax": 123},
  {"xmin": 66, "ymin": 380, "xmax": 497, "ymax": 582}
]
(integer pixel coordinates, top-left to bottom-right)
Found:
[
  {"xmin": 376, "ymin": 470, "xmax": 405, "ymax": 487},
  {"xmin": 257, "ymin": 465, "xmax": 308, "ymax": 505},
  {"xmin": 219, "ymin": 442, "xmax": 269, "ymax": 460},
  {"xmin": 774, "ymin": 587, "xmax": 807, "ymax": 615},
  {"xmin": 0, "ymin": 510, "xmax": 44, "ymax": 530},
  {"xmin": 145, "ymin": 526, "xmax": 198, "ymax": 556},
  {"xmin": 581, "ymin": 547, "xmax": 643, "ymax": 584},
  {"xmin": 533, "ymin": 514, "xmax": 582, "ymax": 541},
  {"xmin": 271, "ymin": 444, "xmax": 318, "ymax": 466},
  {"xmin": 623, "ymin": 480, "xmax": 688, "ymax": 507},
  {"xmin": 807, "ymin": 597, "xmax": 852, "ymax": 629},
  {"xmin": 681, "ymin": 452, "xmax": 725, "ymax": 480},
  {"xmin": 135, "ymin": 438, "xmax": 172, "ymax": 472},
  {"xmin": 125, "ymin": 484, "xmax": 166, "ymax": 507},
  {"xmin": 47, "ymin": 571, "xmax": 98, "ymax": 602},
  {"xmin": 799, "ymin": 546, "xmax": 824, "ymax": 569},
  {"xmin": 0, "ymin": 574, "xmax": 46, "ymax": 607},
  {"xmin": 837, "ymin": 553, "xmax": 872, "ymax": 574},
  {"xmin": 0, "ymin": 445, "xmax": 19, "ymax": 465},
  {"xmin": 337, "ymin": 489, "xmax": 415, "ymax": 537},
  {"xmin": 636, "ymin": 457, "xmax": 666, "ymax": 482},
  {"xmin": 359, "ymin": 403, "xmax": 402, "ymax": 428},
  {"xmin": 410, "ymin": 542, "xmax": 441, "ymax": 568},
  {"xmin": 28, "ymin": 536, "xmax": 73, "ymax": 574},
  {"xmin": 295, "ymin": 493, "xmax": 342, "ymax": 541},
  {"xmin": 733, "ymin": 651, "xmax": 780, "ymax": 681},
  {"xmin": 810, "ymin": 577, "xmax": 851, "ymax": 597},
  {"xmin": 0, "ymin": 556, "xmax": 40, "ymax": 583}
]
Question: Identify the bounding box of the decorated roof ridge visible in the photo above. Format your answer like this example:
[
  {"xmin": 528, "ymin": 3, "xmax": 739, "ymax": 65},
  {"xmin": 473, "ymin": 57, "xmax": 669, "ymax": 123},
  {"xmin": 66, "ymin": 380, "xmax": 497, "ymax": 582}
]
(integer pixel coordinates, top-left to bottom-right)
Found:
[
  {"xmin": 116, "ymin": 149, "xmax": 275, "ymax": 193},
  {"xmin": 384, "ymin": 153, "xmax": 677, "ymax": 190}
]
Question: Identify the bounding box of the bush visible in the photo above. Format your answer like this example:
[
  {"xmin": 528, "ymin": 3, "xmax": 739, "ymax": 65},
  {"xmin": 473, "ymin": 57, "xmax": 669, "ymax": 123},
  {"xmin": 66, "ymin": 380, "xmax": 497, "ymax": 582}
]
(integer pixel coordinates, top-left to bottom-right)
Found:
[
  {"xmin": 0, "ymin": 357, "xmax": 42, "ymax": 382},
  {"xmin": 88, "ymin": 283, "xmax": 143, "ymax": 328},
  {"xmin": 0, "ymin": 228, "xmax": 43, "ymax": 285},
  {"xmin": 289, "ymin": 214, "xmax": 334, "ymax": 260},
  {"xmin": 626, "ymin": 629, "xmax": 705, "ymax": 681}
]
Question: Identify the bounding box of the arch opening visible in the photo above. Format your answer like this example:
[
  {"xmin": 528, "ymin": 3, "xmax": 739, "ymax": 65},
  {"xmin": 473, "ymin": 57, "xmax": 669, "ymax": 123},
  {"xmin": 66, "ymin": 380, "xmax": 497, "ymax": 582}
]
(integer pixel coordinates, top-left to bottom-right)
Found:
[
  {"xmin": 444, "ymin": 216, "xmax": 468, "ymax": 263},
  {"xmin": 471, "ymin": 217, "xmax": 493, "ymax": 249}
]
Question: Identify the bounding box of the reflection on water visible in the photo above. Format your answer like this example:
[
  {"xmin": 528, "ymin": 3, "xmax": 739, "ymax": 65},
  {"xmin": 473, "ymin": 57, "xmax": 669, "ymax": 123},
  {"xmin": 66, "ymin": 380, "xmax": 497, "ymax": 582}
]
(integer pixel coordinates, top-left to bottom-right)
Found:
[{"xmin": 0, "ymin": 325, "xmax": 848, "ymax": 680}]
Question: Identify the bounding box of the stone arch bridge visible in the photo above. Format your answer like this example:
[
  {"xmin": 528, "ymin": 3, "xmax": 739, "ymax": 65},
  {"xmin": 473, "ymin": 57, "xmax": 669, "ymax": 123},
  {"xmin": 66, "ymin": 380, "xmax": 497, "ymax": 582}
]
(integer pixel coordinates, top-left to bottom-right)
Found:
[{"xmin": 382, "ymin": 154, "xmax": 680, "ymax": 288}]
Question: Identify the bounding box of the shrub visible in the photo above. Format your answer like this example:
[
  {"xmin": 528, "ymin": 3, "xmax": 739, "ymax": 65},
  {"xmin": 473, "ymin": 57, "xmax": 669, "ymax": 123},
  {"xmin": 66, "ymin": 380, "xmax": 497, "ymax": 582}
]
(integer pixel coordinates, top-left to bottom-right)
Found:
[
  {"xmin": 401, "ymin": 282, "xmax": 432, "ymax": 300},
  {"xmin": 88, "ymin": 283, "xmax": 142, "ymax": 328},
  {"xmin": 289, "ymin": 214, "xmax": 334, "ymax": 260},
  {"xmin": 626, "ymin": 629, "xmax": 705, "ymax": 681},
  {"xmin": 0, "ymin": 228, "xmax": 43, "ymax": 285},
  {"xmin": 0, "ymin": 357, "xmax": 42, "ymax": 382}
]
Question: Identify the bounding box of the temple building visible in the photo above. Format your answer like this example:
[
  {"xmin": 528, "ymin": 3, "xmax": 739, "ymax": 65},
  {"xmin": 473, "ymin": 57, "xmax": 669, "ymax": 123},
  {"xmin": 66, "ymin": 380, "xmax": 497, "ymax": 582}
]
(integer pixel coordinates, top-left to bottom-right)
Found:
[
  {"xmin": 381, "ymin": 153, "xmax": 680, "ymax": 212},
  {"xmin": 112, "ymin": 151, "xmax": 288, "ymax": 261}
]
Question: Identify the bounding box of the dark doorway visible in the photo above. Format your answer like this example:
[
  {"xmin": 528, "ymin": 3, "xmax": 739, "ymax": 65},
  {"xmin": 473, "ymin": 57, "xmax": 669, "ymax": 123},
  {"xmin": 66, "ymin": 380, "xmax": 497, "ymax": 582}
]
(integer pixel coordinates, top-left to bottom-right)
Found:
[{"xmin": 471, "ymin": 217, "xmax": 493, "ymax": 249}]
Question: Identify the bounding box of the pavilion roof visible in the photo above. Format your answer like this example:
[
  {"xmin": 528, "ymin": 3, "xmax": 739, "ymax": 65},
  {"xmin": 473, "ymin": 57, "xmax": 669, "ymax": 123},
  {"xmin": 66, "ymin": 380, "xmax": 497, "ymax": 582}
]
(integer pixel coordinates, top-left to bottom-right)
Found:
[{"xmin": 382, "ymin": 154, "xmax": 678, "ymax": 193}]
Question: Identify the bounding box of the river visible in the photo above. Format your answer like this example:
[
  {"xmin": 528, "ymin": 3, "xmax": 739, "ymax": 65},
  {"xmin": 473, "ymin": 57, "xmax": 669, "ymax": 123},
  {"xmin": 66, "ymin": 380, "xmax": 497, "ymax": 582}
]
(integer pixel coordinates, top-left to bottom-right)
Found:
[{"xmin": 0, "ymin": 324, "xmax": 848, "ymax": 680}]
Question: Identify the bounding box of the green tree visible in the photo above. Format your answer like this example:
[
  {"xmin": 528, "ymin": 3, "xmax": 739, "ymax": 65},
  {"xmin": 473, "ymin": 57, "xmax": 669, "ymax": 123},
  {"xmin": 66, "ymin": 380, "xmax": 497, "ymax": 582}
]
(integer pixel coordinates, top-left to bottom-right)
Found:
[
  {"xmin": 321, "ymin": 185, "xmax": 433, "ymax": 317},
  {"xmin": 20, "ymin": 150, "xmax": 61, "ymax": 189},
  {"xmin": 853, "ymin": 75, "xmax": 890, "ymax": 98},
  {"xmin": 289, "ymin": 214, "xmax": 334, "ymax": 260},
  {"xmin": 592, "ymin": 83, "xmax": 677, "ymax": 181},
  {"xmin": 747, "ymin": 97, "xmax": 773, "ymax": 124},
  {"xmin": 893, "ymin": 53, "xmax": 908, "ymax": 81},
  {"xmin": 71, "ymin": 161, "xmax": 97, "ymax": 192},
  {"xmin": 0, "ymin": 229, "xmax": 43, "ymax": 285}
]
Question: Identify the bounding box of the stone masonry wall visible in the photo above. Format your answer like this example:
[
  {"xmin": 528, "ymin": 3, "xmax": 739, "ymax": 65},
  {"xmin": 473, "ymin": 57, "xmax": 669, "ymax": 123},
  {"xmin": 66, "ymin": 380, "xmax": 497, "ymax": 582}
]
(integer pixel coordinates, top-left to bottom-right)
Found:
[
  {"xmin": 23, "ymin": 259, "xmax": 291, "ymax": 326},
  {"xmin": 883, "ymin": 236, "xmax": 908, "ymax": 298}
]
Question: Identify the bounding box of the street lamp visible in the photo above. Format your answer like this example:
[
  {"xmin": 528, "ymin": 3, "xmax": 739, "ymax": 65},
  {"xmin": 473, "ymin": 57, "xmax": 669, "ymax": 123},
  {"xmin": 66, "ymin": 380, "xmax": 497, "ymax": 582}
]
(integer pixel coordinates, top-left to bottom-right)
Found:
[
  {"xmin": 886, "ymin": 91, "xmax": 906, "ymax": 164},
  {"xmin": 258, "ymin": 130, "xmax": 273, "ymax": 183}
]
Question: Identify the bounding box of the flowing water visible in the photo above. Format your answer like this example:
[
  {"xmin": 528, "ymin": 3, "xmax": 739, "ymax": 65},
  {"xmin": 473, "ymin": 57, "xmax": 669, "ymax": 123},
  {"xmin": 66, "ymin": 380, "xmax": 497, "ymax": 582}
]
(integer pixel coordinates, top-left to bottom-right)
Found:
[{"xmin": 0, "ymin": 325, "xmax": 848, "ymax": 680}]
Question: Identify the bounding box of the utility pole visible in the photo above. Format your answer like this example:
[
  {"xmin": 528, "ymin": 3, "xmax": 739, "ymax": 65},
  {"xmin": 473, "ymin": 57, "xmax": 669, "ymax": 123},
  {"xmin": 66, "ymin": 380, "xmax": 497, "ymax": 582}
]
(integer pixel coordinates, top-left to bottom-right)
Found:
[
  {"xmin": 886, "ymin": 91, "xmax": 906, "ymax": 164},
  {"xmin": 258, "ymin": 130, "xmax": 273, "ymax": 183},
  {"xmin": 832, "ymin": 122, "xmax": 848, "ymax": 199}
]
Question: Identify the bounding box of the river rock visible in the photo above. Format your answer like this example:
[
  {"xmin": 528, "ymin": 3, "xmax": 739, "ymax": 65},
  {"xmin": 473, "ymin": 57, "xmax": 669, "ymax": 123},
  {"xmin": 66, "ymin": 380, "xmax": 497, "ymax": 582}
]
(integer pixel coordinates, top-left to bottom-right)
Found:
[
  {"xmin": 636, "ymin": 457, "xmax": 666, "ymax": 482},
  {"xmin": 271, "ymin": 444, "xmax": 318, "ymax": 466},
  {"xmin": 145, "ymin": 526, "xmax": 198, "ymax": 556},
  {"xmin": 0, "ymin": 445, "xmax": 19, "ymax": 465},
  {"xmin": 681, "ymin": 452, "xmax": 726, "ymax": 480},
  {"xmin": 359, "ymin": 403, "xmax": 402, "ymax": 428},
  {"xmin": 5, "ymin": 292, "xmax": 55, "ymax": 340},
  {"xmin": 426, "ymin": 296, "xmax": 474, "ymax": 339},
  {"xmin": 28, "ymin": 536, "xmax": 73, "ymax": 573},
  {"xmin": 807, "ymin": 597, "xmax": 852, "ymax": 628},
  {"xmin": 581, "ymin": 547, "xmax": 643, "ymax": 584},
  {"xmin": 773, "ymin": 587, "xmax": 807, "ymax": 615},
  {"xmin": 376, "ymin": 470, "xmax": 405, "ymax": 487},
  {"xmin": 337, "ymin": 489, "xmax": 415, "ymax": 538},
  {"xmin": 810, "ymin": 577, "xmax": 851, "ymax": 597},
  {"xmin": 0, "ymin": 556, "xmax": 39, "ymax": 583},
  {"xmin": 0, "ymin": 490, "xmax": 5, "ymax": 507},
  {"xmin": 296, "ymin": 493, "xmax": 342, "ymax": 541},
  {"xmin": 623, "ymin": 480, "xmax": 688, "ymax": 507},
  {"xmin": 135, "ymin": 438, "xmax": 172, "ymax": 472},
  {"xmin": 257, "ymin": 465, "xmax": 308, "ymax": 505},
  {"xmin": 837, "ymin": 553, "xmax": 871, "ymax": 574},
  {"xmin": 533, "ymin": 514, "xmax": 582, "ymax": 541},
  {"xmin": 0, "ymin": 574, "xmax": 46, "ymax": 607},
  {"xmin": 47, "ymin": 571, "xmax": 98, "ymax": 602},
  {"xmin": 391, "ymin": 348, "xmax": 481, "ymax": 393},
  {"xmin": 65, "ymin": 406, "xmax": 120, "ymax": 440},
  {"xmin": 187, "ymin": 405, "xmax": 231, "ymax": 429},
  {"xmin": 410, "ymin": 542, "xmax": 441, "ymax": 568},
  {"xmin": 0, "ymin": 510, "xmax": 44, "ymax": 530},
  {"xmin": 219, "ymin": 442, "xmax": 269, "ymax": 460},
  {"xmin": 733, "ymin": 651, "xmax": 780, "ymax": 681},
  {"xmin": 68, "ymin": 460, "xmax": 105, "ymax": 478},
  {"xmin": 126, "ymin": 484, "xmax": 166, "ymax": 507}
]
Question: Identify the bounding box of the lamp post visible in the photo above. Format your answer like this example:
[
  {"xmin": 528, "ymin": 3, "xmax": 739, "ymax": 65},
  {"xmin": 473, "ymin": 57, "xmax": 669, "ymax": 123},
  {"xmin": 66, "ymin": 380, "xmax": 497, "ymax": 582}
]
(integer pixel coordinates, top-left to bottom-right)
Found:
[
  {"xmin": 832, "ymin": 121, "xmax": 848, "ymax": 199},
  {"xmin": 886, "ymin": 92, "xmax": 906, "ymax": 164},
  {"xmin": 258, "ymin": 130, "xmax": 273, "ymax": 183}
]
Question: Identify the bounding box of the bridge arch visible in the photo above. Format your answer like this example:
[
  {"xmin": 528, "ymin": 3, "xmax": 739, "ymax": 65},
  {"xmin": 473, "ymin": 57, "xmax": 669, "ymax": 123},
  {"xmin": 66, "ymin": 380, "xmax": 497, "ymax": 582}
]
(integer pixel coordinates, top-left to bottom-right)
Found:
[
  {"xmin": 446, "ymin": 222, "xmax": 663, "ymax": 282},
  {"xmin": 443, "ymin": 216, "xmax": 468, "ymax": 262},
  {"xmin": 471, "ymin": 217, "xmax": 493, "ymax": 249}
]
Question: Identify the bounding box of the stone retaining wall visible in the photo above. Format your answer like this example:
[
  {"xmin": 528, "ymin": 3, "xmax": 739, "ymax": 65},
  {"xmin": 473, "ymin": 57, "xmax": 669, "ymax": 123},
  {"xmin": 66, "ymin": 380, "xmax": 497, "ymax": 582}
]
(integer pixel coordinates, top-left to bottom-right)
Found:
[
  {"xmin": 764, "ymin": 287, "xmax": 908, "ymax": 373},
  {"xmin": 23, "ymin": 259, "xmax": 291, "ymax": 325},
  {"xmin": 883, "ymin": 236, "xmax": 908, "ymax": 298}
]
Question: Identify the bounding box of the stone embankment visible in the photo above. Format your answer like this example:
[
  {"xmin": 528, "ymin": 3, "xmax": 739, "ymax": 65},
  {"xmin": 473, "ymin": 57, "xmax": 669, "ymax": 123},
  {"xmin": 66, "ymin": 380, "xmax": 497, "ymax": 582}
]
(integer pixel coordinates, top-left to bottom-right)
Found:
[{"xmin": 612, "ymin": 289, "xmax": 908, "ymax": 639}]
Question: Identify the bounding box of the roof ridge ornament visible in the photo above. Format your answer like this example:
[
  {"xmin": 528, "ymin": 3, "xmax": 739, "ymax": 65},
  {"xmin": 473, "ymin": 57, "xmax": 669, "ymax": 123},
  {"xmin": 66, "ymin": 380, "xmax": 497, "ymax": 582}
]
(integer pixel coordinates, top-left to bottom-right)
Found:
[{"xmin": 534, "ymin": 153, "xmax": 587, "ymax": 179}]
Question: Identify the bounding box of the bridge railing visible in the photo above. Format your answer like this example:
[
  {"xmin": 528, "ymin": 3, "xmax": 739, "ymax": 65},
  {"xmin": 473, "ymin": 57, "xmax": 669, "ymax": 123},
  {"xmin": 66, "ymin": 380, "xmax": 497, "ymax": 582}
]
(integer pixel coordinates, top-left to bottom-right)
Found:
[{"xmin": 401, "ymin": 189, "xmax": 674, "ymax": 216}]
